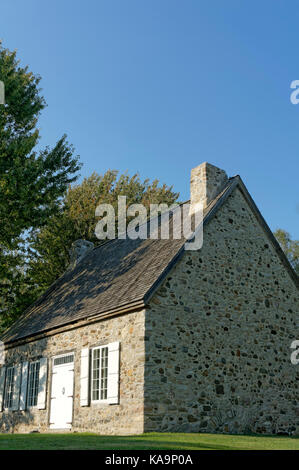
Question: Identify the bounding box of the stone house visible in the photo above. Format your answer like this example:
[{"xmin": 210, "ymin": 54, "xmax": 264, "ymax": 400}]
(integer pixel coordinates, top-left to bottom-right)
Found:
[{"xmin": 0, "ymin": 162, "xmax": 298, "ymax": 435}]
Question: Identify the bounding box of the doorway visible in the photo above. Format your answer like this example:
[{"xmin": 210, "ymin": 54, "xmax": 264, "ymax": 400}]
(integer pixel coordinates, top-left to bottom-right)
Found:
[{"xmin": 49, "ymin": 353, "xmax": 74, "ymax": 430}]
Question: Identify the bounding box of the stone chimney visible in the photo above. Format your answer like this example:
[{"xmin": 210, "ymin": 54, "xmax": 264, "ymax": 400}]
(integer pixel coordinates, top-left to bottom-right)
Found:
[
  {"xmin": 68, "ymin": 239, "xmax": 94, "ymax": 270},
  {"xmin": 190, "ymin": 162, "xmax": 228, "ymax": 210}
]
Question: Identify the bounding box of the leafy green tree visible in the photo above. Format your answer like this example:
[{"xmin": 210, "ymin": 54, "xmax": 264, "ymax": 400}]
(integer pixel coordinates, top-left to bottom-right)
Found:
[
  {"xmin": 0, "ymin": 43, "xmax": 81, "ymax": 332},
  {"xmin": 274, "ymin": 229, "xmax": 299, "ymax": 275},
  {"xmin": 0, "ymin": 43, "xmax": 81, "ymax": 247},
  {"xmin": 27, "ymin": 170, "xmax": 179, "ymax": 294},
  {"xmin": 0, "ymin": 246, "xmax": 39, "ymax": 332}
]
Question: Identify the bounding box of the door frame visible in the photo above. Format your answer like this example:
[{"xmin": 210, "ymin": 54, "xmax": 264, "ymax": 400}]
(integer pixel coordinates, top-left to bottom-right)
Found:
[{"xmin": 49, "ymin": 352, "xmax": 75, "ymax": 430}]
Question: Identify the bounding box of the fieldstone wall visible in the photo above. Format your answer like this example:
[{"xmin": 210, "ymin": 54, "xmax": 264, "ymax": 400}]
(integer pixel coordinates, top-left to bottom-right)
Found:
[
  {"xmin": 144, "ymin": 187, "xmax": 298, "ymax": 435},
  {"xmin": 0, "ymin": 310, "xmax": 145, "ymax": 434}
]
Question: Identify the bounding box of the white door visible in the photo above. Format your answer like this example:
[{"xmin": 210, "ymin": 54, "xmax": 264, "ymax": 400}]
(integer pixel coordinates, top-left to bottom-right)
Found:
[{"xmin": 49, "ymin": 354, "xmax": 74, "ymax": 430}]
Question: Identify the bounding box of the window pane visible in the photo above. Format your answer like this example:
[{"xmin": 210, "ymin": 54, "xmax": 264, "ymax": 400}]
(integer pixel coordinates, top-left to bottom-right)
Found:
[
  {"xmin": 101, "ymin": 347, "xmax": 108, "ymax": 400},
  {"xmin": 27, "ymin": 361, "xmax": 40, "ymax": 407},
  {"xmin": 91, "ymin": 346, "xmax": 108, "ymax": 401},
  {"xmin": 92, "ymin": 349, "xmax": 100, "ymax": 401},
  {"xmin": 4, "ymin": 367, "xmax": 15, "ymax": 409},
  {"xmin": 53, "ymin": 355, "xmax": 73, "ymax": 366}
]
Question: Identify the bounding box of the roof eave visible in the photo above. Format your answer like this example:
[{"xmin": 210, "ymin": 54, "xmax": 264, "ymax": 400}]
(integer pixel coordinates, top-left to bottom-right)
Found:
[{"xmin": 3, "ymin": 298, "xmax": 146, "ymax": 349}]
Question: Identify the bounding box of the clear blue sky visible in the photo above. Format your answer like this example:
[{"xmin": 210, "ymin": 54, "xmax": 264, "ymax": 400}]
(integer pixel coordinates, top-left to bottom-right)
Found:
[{"xmin": 1, "ymin": 0, "xmax": 298, "ymax": 238}]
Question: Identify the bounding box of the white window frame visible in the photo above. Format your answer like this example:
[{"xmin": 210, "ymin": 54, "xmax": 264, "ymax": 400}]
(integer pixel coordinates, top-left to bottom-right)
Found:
[
  {"xmin": 90, "ymin": 345, "xmax": 109, "ymax": 404},
  {"xmin": 3, "ymin": 366, "xmax": 15, "ymax": 410},
  {"xmin": 26, "ymin": 360, "xmax": 40, "ymax": 408}
]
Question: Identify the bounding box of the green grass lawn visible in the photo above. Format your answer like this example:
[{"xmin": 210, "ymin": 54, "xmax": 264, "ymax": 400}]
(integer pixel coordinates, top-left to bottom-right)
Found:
[{"xmin": 0, "ymin": 432, "xmax": 297, "ymax": 450}]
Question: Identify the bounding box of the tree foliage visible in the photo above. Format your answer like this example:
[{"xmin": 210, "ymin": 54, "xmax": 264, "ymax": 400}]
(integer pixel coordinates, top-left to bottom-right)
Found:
[
  {"xmin": 0, "ymin": 43, "xmax": 81, "ymax": 332},
  {"xmin": 27, "ymin": 170, "xmax": 179, "ymax": 293},
  {"xmin": 274, "ymin": 228, "xmax": 299, "ymax": 275},
  {"xmin": 0, "ymin": 44, "xmax": 81, "ymax": 247}
]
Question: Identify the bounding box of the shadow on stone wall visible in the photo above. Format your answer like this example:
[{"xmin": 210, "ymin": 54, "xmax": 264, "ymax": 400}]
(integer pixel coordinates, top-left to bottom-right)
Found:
[
  {"xmin": 0, "ymin": 334, "xmax": 50, "ymax": 433},
  {"xmin": 0, "ymin": 409, "xmax": 35, "ymax": 433}
]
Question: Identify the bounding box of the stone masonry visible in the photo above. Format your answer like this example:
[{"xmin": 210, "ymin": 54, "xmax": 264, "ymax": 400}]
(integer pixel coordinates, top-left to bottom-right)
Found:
[
  {"xmin": 144, "ymin": 187, "xmax": 298, "ymax": 435},
  {"xmin": 190, "ymin": 162, "xmax": 228, "ymax": 209},
  {"xmin": 0, "ymin": 310, "xmax": 145, "ymax": 434}
]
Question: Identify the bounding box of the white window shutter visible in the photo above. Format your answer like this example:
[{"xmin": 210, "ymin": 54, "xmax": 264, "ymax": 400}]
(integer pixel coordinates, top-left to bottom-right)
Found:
[
  {"xmin": 19, "ymin": 362, "xmax": 29, "ymax": 411},
  {"xmin": 37, "ymin": 357, "xmax": 48, "ymax": 409},
  {"xmin": 80, "ymin": 348, "xmax": 90, "ymax": 406},
  {"xmin": 107, "ymin": 341, "xmax": 120, "ymax": 405},
  {"xmin": 11, "ymin": 364, "xmax": 22, "ymax": 410},
  {"xmin": 0, "ymin": 366, "xmax": 6, "ymax": 411}
]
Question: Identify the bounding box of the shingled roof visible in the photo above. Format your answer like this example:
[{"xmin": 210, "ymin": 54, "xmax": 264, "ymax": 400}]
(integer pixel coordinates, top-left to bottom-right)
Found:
[{"xmin": 2, "ymin": 176, "xmax": 297, "ymax": 346}]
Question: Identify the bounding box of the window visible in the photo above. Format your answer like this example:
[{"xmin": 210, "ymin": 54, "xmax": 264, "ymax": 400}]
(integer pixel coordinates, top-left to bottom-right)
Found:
[
  {"xmin": 4, "ymin": 366, "xmax": 15, "ymax": 409},
  {"xmin": 91, "ymin": 346, "xmax": 108, "ymax": 401},
  {"xmin": 53, "ymin": 354, "xmax": 73, "ymax": 367},
  {"xmin": 80, "ymin": 342, "xmax": 120, "ymax": 406},
  {"xmin": 27, "ymin": 361, "xmax": 40, "ymax": 407}
]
